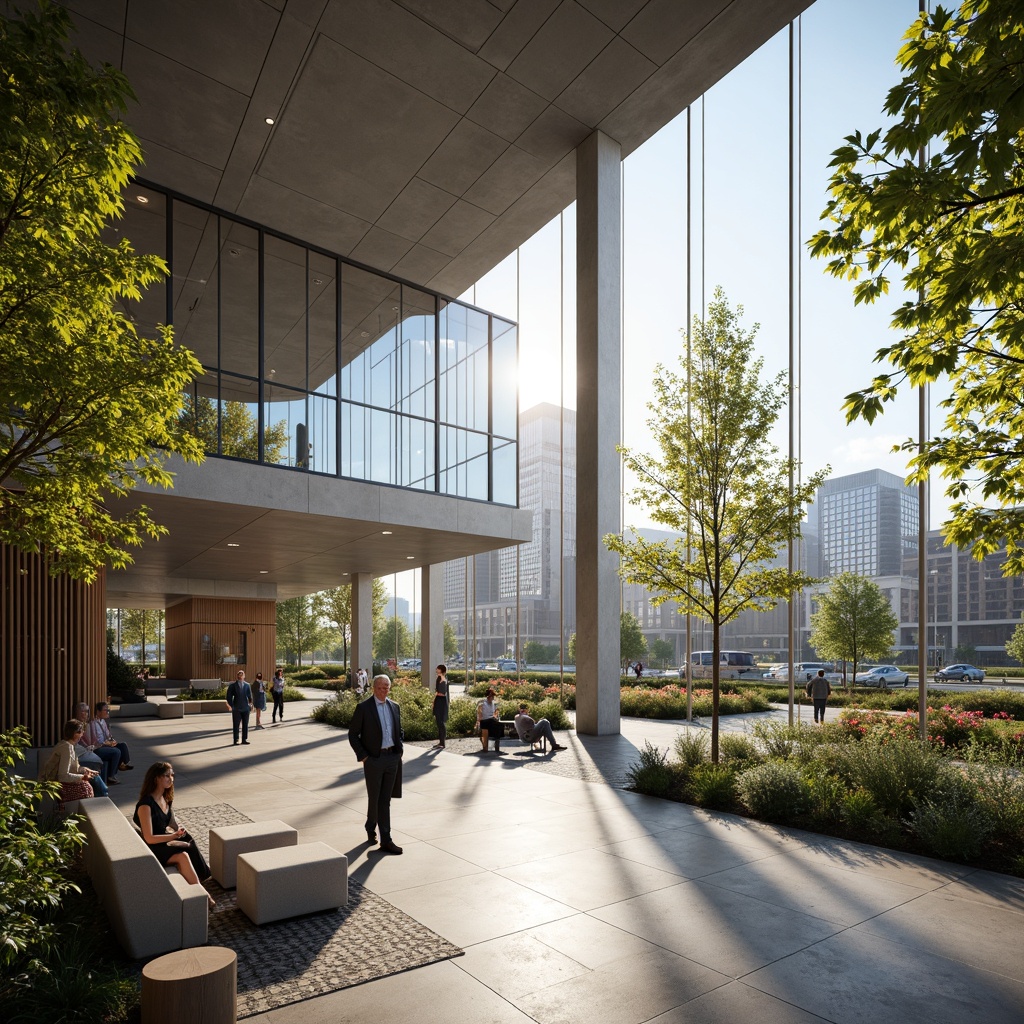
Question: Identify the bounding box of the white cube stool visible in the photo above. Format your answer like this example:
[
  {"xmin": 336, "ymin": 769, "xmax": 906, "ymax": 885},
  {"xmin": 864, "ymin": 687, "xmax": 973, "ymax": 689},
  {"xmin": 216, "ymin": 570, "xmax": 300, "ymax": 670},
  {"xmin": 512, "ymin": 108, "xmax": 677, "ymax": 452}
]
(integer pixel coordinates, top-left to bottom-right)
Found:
[
  {"xmin": 209, "ymin": 819, "xmax": 297, "ymax": 888},
  {"xmin": 236, "ymin": 842, "xmax": 348, "ymax": 925}
]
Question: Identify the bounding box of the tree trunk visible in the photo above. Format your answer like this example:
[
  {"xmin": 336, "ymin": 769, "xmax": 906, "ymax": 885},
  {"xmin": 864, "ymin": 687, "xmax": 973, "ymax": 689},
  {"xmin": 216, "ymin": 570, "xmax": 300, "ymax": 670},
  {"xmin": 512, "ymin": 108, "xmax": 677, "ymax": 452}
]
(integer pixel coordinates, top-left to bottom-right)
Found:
[{"xmin": 711, "ymin": 622, "xmax": 721, "ymax": 763}]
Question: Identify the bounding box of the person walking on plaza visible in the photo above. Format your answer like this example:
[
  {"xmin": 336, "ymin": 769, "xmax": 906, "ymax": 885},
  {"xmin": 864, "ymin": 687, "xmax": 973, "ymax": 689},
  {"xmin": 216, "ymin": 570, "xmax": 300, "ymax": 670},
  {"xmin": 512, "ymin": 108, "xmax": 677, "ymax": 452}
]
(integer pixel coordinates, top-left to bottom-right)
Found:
[
  {"xmin": 226, "ymin": 670, "xmax": 253, "ymax": 745},
  {"xmin": 85, "ymin": 701, "xmax": 133, "ymax": 772},
  {"xmin": 252, "ymin": 672, "xmax": 267, "ymax": 729},
  {"xmin": 806, "ymin": 669, "xmax": 832, "ymax": 724},
  {"xmin": 432, "ymin": 663, "xmax": 449, "ymax": 749},
  {"xmin": 348, "ymin": 675, "xmax": 404, "ymax": 854},
  {"xmin": 514, "ymin": 703, "xmax": 567, "ymax": 751},
  {"xmin": 271, "ymin": 668, "xmax": 286, "ymax": 723}
]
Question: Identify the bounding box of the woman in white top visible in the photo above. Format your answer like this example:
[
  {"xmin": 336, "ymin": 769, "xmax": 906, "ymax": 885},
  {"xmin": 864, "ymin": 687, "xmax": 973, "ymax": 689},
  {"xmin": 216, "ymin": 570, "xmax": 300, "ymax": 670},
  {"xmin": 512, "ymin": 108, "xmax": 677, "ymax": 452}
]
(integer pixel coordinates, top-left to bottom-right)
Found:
[
  {"xmin": 477, "ymin": 688, "xmax": 503, "ymax": 754},
  {"xmin": 40, "ymin": 720, "xmax": 107, "ymax": 803}
]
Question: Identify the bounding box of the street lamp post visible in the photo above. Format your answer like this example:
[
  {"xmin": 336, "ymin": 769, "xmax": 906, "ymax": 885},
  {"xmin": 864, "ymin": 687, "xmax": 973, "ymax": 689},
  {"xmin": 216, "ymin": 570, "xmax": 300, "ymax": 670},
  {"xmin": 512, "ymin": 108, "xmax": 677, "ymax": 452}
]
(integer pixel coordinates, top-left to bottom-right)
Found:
[{"xmin": 930, "ymin": 569, "xmax": 939, "ymax": 673}]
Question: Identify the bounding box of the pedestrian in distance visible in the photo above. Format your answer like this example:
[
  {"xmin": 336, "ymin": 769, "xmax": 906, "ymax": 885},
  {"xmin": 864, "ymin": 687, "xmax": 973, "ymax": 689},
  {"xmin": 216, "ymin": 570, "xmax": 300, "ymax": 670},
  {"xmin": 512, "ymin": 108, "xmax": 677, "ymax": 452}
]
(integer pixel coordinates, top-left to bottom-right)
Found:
[
  {"xmin": 806, "ymin": 669, "xmax": 832, "ymax": 724},
  {"xmin": 271, "ymin": 668, "xmax": 285, "ymax": 723},
  {"xmin": 252, "ymin": 672, "xmax": 267, "ymax": 729},
  {"xmin": 432, "ymin": 663, "xmax": 449, "ymax": 749}
]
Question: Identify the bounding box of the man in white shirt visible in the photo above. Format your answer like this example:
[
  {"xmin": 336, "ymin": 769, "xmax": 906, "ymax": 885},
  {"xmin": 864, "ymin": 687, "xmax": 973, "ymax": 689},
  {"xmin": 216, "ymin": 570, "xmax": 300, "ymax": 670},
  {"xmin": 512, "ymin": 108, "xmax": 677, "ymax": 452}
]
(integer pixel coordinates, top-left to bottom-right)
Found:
[{"xmin": 348, "ymin": 675, "xmax": 404, "ymax": 854}]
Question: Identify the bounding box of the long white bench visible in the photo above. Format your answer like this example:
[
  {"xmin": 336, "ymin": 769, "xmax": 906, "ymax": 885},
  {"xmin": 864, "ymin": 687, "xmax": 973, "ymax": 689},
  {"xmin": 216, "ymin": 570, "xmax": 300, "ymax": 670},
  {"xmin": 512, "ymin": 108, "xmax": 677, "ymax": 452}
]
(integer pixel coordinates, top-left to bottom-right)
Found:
[{"xmin": 79, "ymin": 799, "xmax": 208, "ymax": 959}]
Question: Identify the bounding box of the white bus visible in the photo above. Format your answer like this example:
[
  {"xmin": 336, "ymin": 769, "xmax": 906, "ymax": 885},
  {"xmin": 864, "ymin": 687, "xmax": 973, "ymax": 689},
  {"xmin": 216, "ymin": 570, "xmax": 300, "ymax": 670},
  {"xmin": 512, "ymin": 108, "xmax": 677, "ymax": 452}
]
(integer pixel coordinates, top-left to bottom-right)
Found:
[{"xmin": 686, "ymin": 650, "xmax": 762, "ymax": 681}]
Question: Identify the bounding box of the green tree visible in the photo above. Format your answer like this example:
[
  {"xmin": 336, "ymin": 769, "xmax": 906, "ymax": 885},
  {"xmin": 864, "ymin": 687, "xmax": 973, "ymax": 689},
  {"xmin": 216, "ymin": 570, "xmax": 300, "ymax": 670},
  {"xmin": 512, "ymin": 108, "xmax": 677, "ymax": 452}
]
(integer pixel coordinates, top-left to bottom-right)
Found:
[
  {"xmin": 374, "ymin": 616, "xmax": 412, "ymax": 662},
  {"xmin": 606, "ymin": 291, "xmax": 826, "ymax": 761},
  {"xmin": 620, "ymin": 612, "xmax": 648, "ymax": 669},
  {"xmin": 179, "ymin": 394, "xmax": 289, "ymax": 463},
  {"xmin": 443, "ymin": 619, "xmax": 459, "ymax": 659},
  {"xmin": 276, "ymin": 594, "xmax": 330, "ymax": 666},
  {"xmin": 1005, "ymin": 620, "xmax": 1024, "ymax": 666},
  {"xmin": 0, "ymin": 5, "xmax": 203, "ymax": 580},
  {"xmin": 320, "ymin": 578, "xmax": 388, "ymax": 668},
  {"xmin": 567, "ymin": 632, "xmax": 577, "ymax": 665},
  {"xmin": 118, "ymin": 608, "xmax": 164, "ymax": 666},
  {"xmin": 651, "ymin": 638, "xmax": 675, "ymax": 669},
  {"xmin": 809, "ymin": 1, "xmax": 1024, "ymax": 573},
  {"xmin": 808, "ymin": 573, "xmax": 899, "ymax": 684}
]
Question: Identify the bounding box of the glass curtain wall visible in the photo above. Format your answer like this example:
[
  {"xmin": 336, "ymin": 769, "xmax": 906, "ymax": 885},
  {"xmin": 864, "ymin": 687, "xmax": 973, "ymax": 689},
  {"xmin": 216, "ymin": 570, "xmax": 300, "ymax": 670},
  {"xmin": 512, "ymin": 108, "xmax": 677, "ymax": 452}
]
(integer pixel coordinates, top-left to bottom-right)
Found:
[
  {"xmin": 108, "ymin": 187, "xmax": 517, "ymax": 504},
  {"xmin": 451, "ymin": 0, "xmax": 923, "ymax": 669}
]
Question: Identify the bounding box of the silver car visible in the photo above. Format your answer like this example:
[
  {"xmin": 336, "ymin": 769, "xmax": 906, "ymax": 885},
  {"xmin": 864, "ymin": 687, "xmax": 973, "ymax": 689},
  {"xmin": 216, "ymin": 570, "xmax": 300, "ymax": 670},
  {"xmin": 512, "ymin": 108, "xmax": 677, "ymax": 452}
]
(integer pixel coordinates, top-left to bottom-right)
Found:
[
  {"xmin": 935, "ymin": 663, "xmax": 986, "ymax": 683},
  {"xmin": 854, "ymin": 665, "xmax": 910, "ymax": 688}
]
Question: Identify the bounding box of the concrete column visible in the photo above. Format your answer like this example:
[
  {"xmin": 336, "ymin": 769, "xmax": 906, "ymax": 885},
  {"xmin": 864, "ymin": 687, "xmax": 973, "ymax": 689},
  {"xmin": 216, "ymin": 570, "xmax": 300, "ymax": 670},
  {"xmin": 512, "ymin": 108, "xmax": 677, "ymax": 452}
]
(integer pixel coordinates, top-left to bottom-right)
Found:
[
  {"xmin": 351, "ymin": 573, "xmax": 374, "ymax": 677},
  {"xmin": 420, "ymin": 564, "xmax": 445, "ymax": 687},
  {"xmin": 575, "ymin": 130, "xmax": 622, "ymax": 736}
]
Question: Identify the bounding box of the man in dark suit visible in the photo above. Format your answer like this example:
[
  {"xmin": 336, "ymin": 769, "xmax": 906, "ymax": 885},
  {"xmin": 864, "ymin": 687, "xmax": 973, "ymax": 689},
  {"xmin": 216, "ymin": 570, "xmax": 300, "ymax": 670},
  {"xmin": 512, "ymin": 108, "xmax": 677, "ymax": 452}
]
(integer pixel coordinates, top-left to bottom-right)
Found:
[
  {"xmin": 348, "ymin": 674, "xmax": 403, "ymax": 854},
  {"xmin": 225, "ymin": 669, "xmax": 253, "ymax": 745}
]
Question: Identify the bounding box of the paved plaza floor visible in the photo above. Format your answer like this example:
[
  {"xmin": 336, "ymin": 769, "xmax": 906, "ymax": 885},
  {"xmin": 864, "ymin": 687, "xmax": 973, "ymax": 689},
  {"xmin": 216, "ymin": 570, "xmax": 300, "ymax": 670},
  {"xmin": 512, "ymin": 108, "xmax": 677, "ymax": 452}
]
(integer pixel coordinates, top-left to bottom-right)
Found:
[{"xmin": 104, "ymin": 699, "xmax": 1024, "ymax": 1024}]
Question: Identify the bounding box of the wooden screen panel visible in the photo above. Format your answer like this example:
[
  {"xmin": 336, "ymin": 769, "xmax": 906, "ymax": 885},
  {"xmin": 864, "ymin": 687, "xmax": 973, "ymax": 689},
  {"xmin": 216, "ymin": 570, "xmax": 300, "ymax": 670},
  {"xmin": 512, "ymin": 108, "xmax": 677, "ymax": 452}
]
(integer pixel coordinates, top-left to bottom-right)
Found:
[
  {"xmin": 165, "ymin": 597, "xmax": 277, "ymax": 683},
  {"xmin": 1, "ymin": 544, "xmax": 106, "ymax": 747}
]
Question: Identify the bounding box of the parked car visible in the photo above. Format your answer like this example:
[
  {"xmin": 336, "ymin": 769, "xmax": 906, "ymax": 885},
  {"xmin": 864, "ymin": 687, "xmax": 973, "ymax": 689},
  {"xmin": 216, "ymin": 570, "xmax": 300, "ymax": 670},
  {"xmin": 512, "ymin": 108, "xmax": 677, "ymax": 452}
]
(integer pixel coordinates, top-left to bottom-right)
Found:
[
  {"xmin": 854, "ymin": 665, "xmax": 910, "ymax": 688},
  {"xmin": 935, "ymin": 663, "xmax": 986, "ymax": 683},
  {"xmin": 496, "ymin": 659, "xmax": 519, "ymax": 671},
  {"xmin": 774, "ymin": 662, "xmax": 842, "ymax": 684}
]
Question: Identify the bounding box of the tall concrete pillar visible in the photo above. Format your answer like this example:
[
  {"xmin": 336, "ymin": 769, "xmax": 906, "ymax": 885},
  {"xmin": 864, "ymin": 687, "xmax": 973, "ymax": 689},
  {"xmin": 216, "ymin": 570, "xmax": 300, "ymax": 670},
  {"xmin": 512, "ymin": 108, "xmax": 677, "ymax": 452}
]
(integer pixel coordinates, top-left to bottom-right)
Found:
[
  {"xmin": 575, "ymin": 129, "xmax": 622, "ymax": 736},
  {"xmin": 420, "ymin": 564, "xmax": 444, "ymax": 688},
  {"xmin": 351, "ymin": 573, "xmax": 374, "ymax": 678}
]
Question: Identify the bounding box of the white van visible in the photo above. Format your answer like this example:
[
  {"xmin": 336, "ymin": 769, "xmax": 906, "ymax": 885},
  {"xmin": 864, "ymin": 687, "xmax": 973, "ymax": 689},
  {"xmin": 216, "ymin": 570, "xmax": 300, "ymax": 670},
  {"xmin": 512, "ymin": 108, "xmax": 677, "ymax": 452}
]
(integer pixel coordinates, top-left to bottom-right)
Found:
[{"xmin": 686, "ymin": 651, "xmax": 762, "ymax": 681}]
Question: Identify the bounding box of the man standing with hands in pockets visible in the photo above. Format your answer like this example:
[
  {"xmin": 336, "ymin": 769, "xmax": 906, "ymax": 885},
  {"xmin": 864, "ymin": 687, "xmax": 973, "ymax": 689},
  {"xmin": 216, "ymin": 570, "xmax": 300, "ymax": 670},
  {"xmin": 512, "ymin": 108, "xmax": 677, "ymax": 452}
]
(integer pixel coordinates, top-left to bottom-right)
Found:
[{"xmin": 348, "ymin": 675, "xmax": 404, "ymax": 854}]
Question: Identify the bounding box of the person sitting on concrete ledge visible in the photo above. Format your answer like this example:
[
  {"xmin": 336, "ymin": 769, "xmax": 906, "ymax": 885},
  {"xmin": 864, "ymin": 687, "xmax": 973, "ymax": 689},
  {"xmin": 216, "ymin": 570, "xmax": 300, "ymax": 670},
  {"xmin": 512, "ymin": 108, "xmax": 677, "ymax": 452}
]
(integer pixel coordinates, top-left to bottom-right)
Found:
[
  {"xmin": 477, "ymin": 688, "xmax": 503, "ymax": 754},
  {"xmin": 514, "ymin": 704, "xmax": 566, "ymax": 751}
]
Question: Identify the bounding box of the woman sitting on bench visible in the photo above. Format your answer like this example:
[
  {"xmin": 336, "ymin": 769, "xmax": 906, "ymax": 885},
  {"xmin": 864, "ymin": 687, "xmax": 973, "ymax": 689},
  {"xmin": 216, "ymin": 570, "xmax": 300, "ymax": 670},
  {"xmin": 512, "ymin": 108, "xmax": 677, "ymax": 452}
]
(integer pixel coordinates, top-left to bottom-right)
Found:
[
  {"xmin": 477, "ymin": 688, "xmax": 503, "ymax": 755},
  {"xmin": 134, "ymin": 762, "xmax": 215, "ymax": 908}
]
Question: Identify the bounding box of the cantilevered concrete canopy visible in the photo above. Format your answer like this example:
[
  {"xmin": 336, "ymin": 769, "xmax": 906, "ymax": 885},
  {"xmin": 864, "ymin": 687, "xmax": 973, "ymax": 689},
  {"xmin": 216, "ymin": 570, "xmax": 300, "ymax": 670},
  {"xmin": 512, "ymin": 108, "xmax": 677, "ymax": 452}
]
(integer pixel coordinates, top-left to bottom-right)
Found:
[
  {"xmin": 69, "ymin": 0, "xmax": 811, "ymax": 300},
  {"xmin": 65, "ymin": 0, "xmax": 812, "ymax": 606}
]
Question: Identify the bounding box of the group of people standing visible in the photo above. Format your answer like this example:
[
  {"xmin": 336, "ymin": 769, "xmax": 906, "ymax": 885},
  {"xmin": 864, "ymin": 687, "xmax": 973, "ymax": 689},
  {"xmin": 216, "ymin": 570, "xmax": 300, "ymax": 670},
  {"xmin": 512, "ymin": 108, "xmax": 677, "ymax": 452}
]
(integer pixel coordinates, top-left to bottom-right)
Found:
[{"xmin": 224, "ymin": 668, "xmax": 286, "ymax": 744}]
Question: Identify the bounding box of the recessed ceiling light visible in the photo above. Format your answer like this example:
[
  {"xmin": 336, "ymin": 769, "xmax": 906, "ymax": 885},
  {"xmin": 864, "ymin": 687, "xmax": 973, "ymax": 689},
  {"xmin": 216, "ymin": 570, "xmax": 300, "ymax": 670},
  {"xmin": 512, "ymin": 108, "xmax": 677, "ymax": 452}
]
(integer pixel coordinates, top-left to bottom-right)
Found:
[
  {"xmin": 229, "ymin": 248, "xmax": 240, "ymax": 257},
  {"xmin": 265, "ymin": 117, "xmax": 275, "ymax": 125},
  {"xmin": 136, "ymin": 194, "xmax": 149, "ymax": 204},
  {"xmin": 312, "ymin": 278, "xmax": 322, "ymax": 286},
  {"xmin": 391, "ymin": 305, "xmax": 399, "ymax": 311},
  {"xmin": 342, "ymin": 572, "xmax": 349, "ymax": 576},
  {"xmin": 259, "ymin": 570, "xmax": 269, "ymax": 574},
  {"xmin": 382, "ymin": 530, "xmax": 392, "ymax": 535},
  {"xmin": 227, "ymin": 543, "xmax": 240, "ymax": 548},
  {"xmin": 360, "ymin": 331, "xmax": 369, "ymax": 337},
  {"xmin": 406, "ymin": 555, "xmax": 415, "ymax": 560}
]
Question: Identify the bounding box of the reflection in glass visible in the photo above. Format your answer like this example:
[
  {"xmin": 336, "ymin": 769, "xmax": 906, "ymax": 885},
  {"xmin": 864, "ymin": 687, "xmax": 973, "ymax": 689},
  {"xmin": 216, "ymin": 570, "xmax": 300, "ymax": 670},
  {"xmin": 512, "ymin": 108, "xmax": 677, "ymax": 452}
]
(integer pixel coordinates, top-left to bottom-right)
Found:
[
  {"xmin": 179, "ymin": 371, "xmax": 220, "ymax": 456},
  {"xmin": 310, "ymin": 251, "xmax": 337, "ymax": 395},
  {"xmin": 309, "ymin": 394, "xmax": 337, "ymax": 475},
  {"xmin": 264, "ymin": 235, "xmax": 308, "ymax": 391},
  {"xmin": 106, "ymin": 187, "xmax": 166, "ymax": 338},
  {"xmin": 263, "ymin": 387, "xmax": 306, "ymax": 467},
  {"xmin": 220, "ymin": 221, "xmax": 259, "ymax": 379},
  {"xmin": 439, "ymin": 301, "xmax": 489, "ymax": 432},
  {"xmin": 172, "ymin": 202, "xmax": 219, "ymax": 368},
  {"xmin": 493, "ymin": 439, "xmax": 517, "ymax": 505},
  {"xmin": 492, "ymin": 319, "xmax": 517, "ymax": 439}
]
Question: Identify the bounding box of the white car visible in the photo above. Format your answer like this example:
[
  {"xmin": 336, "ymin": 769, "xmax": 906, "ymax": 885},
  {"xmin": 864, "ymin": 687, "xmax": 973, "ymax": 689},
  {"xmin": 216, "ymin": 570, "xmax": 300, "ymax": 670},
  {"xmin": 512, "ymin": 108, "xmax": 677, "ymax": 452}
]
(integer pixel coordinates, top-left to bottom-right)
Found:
[
  {"xmin": 775, "ymin": 662, "xmax": 842, "ymax": 684},
  {"xmin": 855, "ymin": 665, "xmax": 910, "ymax": 688}
]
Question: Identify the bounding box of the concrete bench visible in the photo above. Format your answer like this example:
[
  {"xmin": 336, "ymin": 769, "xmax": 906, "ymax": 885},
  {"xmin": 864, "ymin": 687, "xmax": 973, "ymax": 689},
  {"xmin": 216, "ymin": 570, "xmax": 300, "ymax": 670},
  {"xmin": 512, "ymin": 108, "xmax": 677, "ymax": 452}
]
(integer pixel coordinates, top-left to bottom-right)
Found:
[
  {"xmin": 236, "ymin": 842, "xmax": 348, "ymax": 925},
  {"xmin": 78, "ymin": 799, "xmax": 207, "ymax": 958},
  {"xmin": 209, "ymin": 819, "xmax": 298, "ymax": 888},
  {"xmin": 159, "ymin": 702, "xmax": 185, "ymax": 719}
]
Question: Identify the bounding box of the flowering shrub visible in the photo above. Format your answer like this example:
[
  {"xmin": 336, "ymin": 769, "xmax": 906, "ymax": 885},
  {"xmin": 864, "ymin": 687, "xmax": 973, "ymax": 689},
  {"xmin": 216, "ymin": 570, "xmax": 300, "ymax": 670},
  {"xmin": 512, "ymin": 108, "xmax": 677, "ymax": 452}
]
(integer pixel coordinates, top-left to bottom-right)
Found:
[{"xmin": 838, "ymin": 705, "xmax": 993, "ymax": 750}]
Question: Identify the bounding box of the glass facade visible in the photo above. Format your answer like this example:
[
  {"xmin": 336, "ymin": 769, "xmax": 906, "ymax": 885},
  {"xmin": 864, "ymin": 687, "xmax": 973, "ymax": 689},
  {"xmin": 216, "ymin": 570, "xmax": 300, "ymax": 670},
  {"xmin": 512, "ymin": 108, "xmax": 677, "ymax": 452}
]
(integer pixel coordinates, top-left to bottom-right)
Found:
[{"xmin": 109, "ymin": 185, "xmax": 517, "ymax": 504}]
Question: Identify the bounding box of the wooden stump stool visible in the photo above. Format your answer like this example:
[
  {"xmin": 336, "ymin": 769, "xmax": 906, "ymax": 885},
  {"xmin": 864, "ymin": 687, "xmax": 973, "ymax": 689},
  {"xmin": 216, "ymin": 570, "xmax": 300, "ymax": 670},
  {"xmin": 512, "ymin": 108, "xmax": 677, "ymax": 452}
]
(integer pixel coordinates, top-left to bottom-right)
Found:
[{"xmin": 142, "ymin": 945, "xmax": 236, "ymax": 1024}]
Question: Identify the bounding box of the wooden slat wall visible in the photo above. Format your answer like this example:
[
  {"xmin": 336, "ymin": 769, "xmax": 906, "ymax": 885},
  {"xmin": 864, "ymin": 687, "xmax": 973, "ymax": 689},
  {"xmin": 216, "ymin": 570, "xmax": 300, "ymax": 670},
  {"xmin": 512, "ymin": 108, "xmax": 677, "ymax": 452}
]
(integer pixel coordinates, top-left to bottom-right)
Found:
[
  {"xmin": 166, "ymin": 598, "xmax": 277, "ymax": 682},
  {"xmin": 1, "ymin": 544, "xmax": 106, "ymax": 747}
]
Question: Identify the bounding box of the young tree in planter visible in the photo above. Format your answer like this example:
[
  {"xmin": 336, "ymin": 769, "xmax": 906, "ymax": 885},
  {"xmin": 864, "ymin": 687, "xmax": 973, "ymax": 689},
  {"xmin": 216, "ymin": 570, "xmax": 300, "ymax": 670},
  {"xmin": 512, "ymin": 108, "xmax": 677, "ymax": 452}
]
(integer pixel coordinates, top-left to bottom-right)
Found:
[
  {"xmin": 809, "ymin": 1, "xmax": 1024, "ymax": 574},
  {"xmin": 651, "ymin": 638, "xmax": 675, "ymax": 669},
  {"xmin": 808, "ymin": 573, "xmax": 899, "ymax": 685},
  {"xmin": 374, "ymin": 616, "xmax": 412, "ymax": 663},
  {"xmin": 607, "ymin": 290, "xmax": 827, "ymax": 761},
  {"xmin": 0, "ymin": 5, "xmax": 203, "ymax": 580}
]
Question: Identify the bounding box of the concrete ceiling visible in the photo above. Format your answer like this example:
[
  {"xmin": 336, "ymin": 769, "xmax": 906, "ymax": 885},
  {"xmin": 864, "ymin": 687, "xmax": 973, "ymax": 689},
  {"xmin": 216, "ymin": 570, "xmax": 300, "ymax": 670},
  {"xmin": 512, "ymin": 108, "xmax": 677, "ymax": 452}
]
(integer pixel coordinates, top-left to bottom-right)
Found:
[
  {"xmin": 67, "ymin": 0, "xmax": 813, "ymax": 299},
  {"xmin": 60, "ymin": 0, "xmax": 815, "ymax": 606}
]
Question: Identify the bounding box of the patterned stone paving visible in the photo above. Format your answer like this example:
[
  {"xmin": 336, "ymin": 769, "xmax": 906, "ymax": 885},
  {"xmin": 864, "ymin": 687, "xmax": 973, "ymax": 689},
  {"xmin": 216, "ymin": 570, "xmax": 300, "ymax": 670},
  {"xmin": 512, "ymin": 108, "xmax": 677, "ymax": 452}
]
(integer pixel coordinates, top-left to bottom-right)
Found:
[{"xmin": 154, "ymin": 804, "xmax": 463, "ymax": 1019}]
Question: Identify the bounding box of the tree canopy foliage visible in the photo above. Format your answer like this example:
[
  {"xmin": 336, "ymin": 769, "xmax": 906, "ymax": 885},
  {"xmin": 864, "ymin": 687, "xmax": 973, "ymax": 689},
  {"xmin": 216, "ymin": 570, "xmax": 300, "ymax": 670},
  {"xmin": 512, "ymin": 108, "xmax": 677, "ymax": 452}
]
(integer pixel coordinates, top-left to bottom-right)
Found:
[
  {"xmin": 808, "ymin": 573, "xmax": 899, "ymax": 682},
  {"xmin": 809, "ymin": 1, "xmax": 1024, "ymax": 572},
  {"xmin": 606, "ymin": 290, "xmax": 826, "ymax": 760},
  {"xmin": 276, "ymin": 594, "xmax": 331, "ymax": 666},
  {"xmin": 619, "ymin": 611, "xmax": 648, "ymax": 669},
  {"xmin": 178, "ymin": 394, "xmax": 289, "ymax": 463},
  {"xmin": 0, "ymin": 4, "xmax": 202, "ymax": 579},
  {"xmin": 374, "ymin": 616, "xmax": 412, "ymax": 662},
  {"xmin": 321, "ymin": 578, "xmax": 389, "ymax": 667}
]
